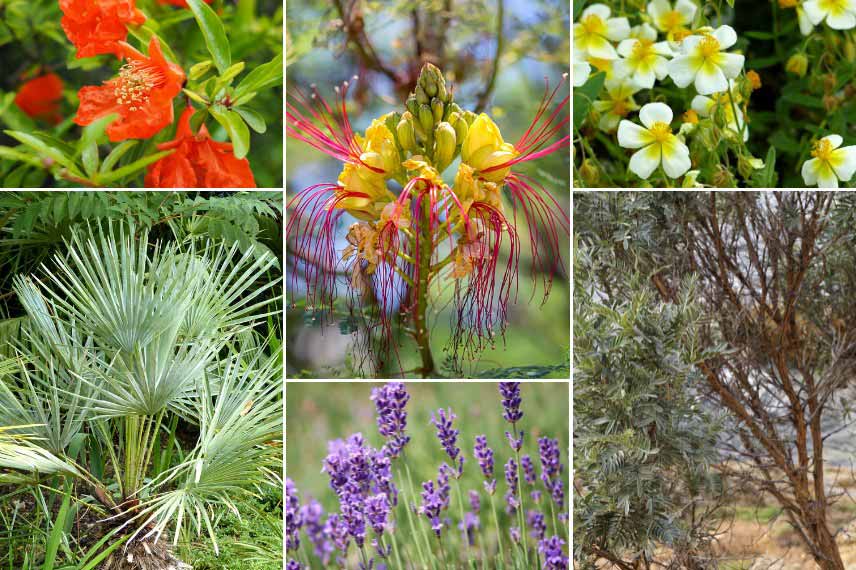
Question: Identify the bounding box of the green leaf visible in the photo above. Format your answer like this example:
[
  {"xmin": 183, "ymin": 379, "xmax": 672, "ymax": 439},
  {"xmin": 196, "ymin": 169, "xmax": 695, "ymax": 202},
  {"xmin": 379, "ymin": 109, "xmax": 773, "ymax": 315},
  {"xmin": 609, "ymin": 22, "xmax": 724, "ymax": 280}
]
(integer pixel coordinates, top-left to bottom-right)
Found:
[
  {"xmin": 573, "ymin": 72, "xmax": 606, "ymax": 130},
  {"xmin": 186, "ymin": 0, "xmax": 231, "ymax": 74},
  {"xmin": 0, "ymin": 146, "xmax": 43, "ymax": 168},
  {"xmin": 236, "ymin": 107, "xmax": 266, "ymax": 134},
  {"xmin": 759, "ymin": 146, "xmax": 777, "ymax": 187},
  {"xmin": 100, "ymin": 141, "xmax": 138, "ymax": 174},
  {"xmin": 97, "ymin": 150, "xmax": 174, "ymax": 184},
  {"xmin": 210, "ymin": 106, "xmax": 250, "ymax": 159},
  {"xmin": 233, "ymin": 52, "xmax": 283, "ymax": 104},
  {"xmin": 78, "ymin": 114, "xmax": 114, "ymax": 177},
  {"xmin": 781, "ymin": 92, "xmax": 824, "ymax": 109},
  {"xmin": 41, "ymin": 488, "xmax": 71, "ymax": 570},
  {"xmin": 4, "ymin": 130, "xmax": 82, "ymax": 177}
]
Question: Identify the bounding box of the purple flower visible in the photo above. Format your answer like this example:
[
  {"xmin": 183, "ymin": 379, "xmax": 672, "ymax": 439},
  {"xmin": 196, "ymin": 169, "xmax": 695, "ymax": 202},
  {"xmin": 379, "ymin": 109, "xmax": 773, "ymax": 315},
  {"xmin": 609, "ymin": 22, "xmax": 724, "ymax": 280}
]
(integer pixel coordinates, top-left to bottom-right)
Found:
[
  {"xmin": 286, "ymin": 560, "xmax": 302, "ymax": 570},
  {"xmin": 340, "ymin": 483, "xmax": 367, "ymax": 547},
  {"xmin": 300, "ymin": 499, "xmax": 334, "ymax": 564},
  {"xmin": 499, "ymin": 382, "xmax": 523, "ymax": 423},
  {"xmin": 468, "ymin": 489, "xmax": 481, "ymax": 513},
  {"xmin": 531, "ymin": 489, "xmax": 542, "ymax": 504},
  {"xmin": 521, "ymin": 455, "xmax": 536, "ymax": 485},
  {"xmin": 538, "ymin": 535, "xmax": 569, "ymax": 570},
  {"xmin": 371, "ymin": 382, "xmax": 410, "ymax": 459},
  {"xmin": 458, "ymin": 511, "xmax": 480, "ymax": 546},
  {"xmin": 325, "ymin": 513, "xmax": 350, "ymax": 554},
  {"xmin": 504, "ymin": 457, "xmax": 519, "ymax": 514},
  {"xmin": 505, "ymin": 429, "xmax": 524, "ymax": 452},
  {"xmin": 539, "ymin": 437, "xmax": 564, "ymax": 509},
  {"xmin": 286, "ymin": 478, "xmax": 302, "ymax": 551},
  {"xmin": 473, "ymin": 435, "xmax": 496, "ymax": 494},
  {"xmin": 431, "ymin": 408, "xmax": 464, "ymax": 476},
  {"xmin": 527, "ymin": 509, "xmax": 546, "ymax": 540},
  {"xmin": 418, "ymin": 479, "xmax": 445, "ymax": 537},
  {"xmin": 365, "ymin": 493, "xmax": 391, "ymax": 535},
  {"xmin": 510, "ymin": 526, "xmax": 521, "ymax": 544}
]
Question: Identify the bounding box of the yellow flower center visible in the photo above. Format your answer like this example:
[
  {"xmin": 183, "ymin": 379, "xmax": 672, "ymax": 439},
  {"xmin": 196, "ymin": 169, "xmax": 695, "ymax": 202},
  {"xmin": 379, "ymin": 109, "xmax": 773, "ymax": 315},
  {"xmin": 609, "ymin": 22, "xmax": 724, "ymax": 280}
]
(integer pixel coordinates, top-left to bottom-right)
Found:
[
  {"xmin": 649, "ymin": 122, "xmax": 672, "ymax": 142},
  {"xmin": 673, "ymin": 28, "xmax": 694, "ymax": 41},
  {"xmin": 612, "ymin": 100, "xmax": 630, "ymax": 117},
  {"xmin": 683, "ymin": 110, "xmax": 699, "ymax": 124},
  {"xmin": 819, "ymin": 0, "xmax": 849, "ymax": 14},
  {"xmin": 114, "ymin": 61, "xmax": 164, "ymax": 112},
  {"xmin": 631, "ymin": 39, "xmax": 654, "ymax": 60},
  {"xmin": 660, "ymin": 10, "xmax": 684, "ymax": 32},
  {"xmin": 698, "ymin": 35, "xmax": 721, "ymax": 59},
  {"xmin": 581, "ymin": 14, "xmax": 606, "ymax": 35},
  {"xmin": 811, "ymin": 139, "xmax": 835, "ymax": 161}
]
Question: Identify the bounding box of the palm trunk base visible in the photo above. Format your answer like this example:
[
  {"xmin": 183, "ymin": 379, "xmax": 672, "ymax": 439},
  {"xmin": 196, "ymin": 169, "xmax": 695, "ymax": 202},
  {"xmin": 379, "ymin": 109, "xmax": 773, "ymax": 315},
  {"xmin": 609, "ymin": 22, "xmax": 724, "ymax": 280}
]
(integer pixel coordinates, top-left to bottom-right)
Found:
[{"xmin": 102, "ymin": 539, "xmax": 191, "ymax": 570}]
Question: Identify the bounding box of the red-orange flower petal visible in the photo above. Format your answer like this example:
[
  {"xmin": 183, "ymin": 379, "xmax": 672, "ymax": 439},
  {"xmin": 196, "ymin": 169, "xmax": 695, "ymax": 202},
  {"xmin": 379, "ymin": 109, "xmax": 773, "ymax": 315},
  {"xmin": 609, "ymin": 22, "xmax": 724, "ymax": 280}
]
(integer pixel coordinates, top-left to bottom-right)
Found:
[
  {"xmin": 15, "ymin": 73, "xmax": 64, "ymax": 124},
  {"xmin": 75, "ymin": 37, "xmax": 185, "ymax": 142},
  {"xmin": 156, "ymin": 0, "xmax": 211, "ymax": 6},
  {"xmin": 145, "ymin": 107, "xmax": 256, "ymax": 188},
  {"xmin": 59, "ymin": 0, "xmax": 146, "ymax": 59}
]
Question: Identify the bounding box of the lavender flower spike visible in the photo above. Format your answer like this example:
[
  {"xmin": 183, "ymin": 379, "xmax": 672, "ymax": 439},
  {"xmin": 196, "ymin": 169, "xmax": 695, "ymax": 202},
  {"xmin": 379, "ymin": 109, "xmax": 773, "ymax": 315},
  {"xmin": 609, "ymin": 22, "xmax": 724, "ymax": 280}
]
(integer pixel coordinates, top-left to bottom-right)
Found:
[
  {"xmin": 504, "ymin": 457, "xmax": 519, "ymax": 514},
  {"xmin": 371, "ymin": 382, "xmax": 411, "ymax": 459},
  {"xmin": 365, "ymin": 493, "xmax": 391, "ymax": 535},
  {"xmin": 539, "ymin": 436, "xmax": 565, "ymax": 508},
  {"xmin": 539, "ymin": 535, "xmax": 569, "ymax": 570},
  {"xmin": 499, "ymin": 382, "xmax": 523, "ymax": 423},
  {"xmin": 521, "ymin": 455, "xmax": 536, "ymax": 485},
  {"xmin": 286, "ymin": 478, "xmax": 302, "ymax": 552},
  {"xmin": 431, "ymin": 408, "xmax": 464, "ymax": 476},
  {"xmin": 527, "ymin": 509, "xmax": 546, "ymax": 540},
  {"xmin": 474, "ymin": 434, "xmax": 496, "ymax": 495}
]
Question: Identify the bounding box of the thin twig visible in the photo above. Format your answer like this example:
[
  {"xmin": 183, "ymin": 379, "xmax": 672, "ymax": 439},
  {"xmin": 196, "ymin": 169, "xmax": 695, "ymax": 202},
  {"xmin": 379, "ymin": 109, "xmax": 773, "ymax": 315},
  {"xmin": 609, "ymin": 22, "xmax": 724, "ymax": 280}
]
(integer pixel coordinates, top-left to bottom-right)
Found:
[{"xmin": 475, "ymin": 0, "xmax": 505, "ymax": 113}]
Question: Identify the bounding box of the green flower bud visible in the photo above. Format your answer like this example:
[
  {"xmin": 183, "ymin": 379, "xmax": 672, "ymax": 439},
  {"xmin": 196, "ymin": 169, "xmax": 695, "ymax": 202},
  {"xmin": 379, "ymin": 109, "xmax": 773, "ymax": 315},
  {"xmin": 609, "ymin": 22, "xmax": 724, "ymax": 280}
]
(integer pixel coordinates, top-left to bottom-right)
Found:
[
  {"xmin": 406, "ymin": 95, "xmax": 419, "ymax": 116},
  {"xmin": 434, "ymin": 121, "xmax": 456, "ymax": 170},
  {"xmin": 786, "ymin": 53, "xmax": 808, "ymax": 77},
  {"xmin": 452, "ymin": 115, "xmax": 468, "ymax": 142},
  {"xmin": 432, "ymin": 98, "xmax": 444, "ymax": 123},
  {"xmin": 418, "ymin": 104, "xmax": 434, "ymax": 135},
  {"xmin": 417, "ymin": 63, "xmax": 444, "ymax": 99},
  {"xmin": 415, "ymin": 85, "xmax": 429, "ymax": 105},
  {"xmin": 385, "ymin": 112, "xmax": 401, "ymax": 135},
  {"xmin": 450, "ymin": 103, "xmax": 463, "ymax": 116},
  {"xmin": 436, "ymin": 79, "xmax": 448, "ymax": 102},
  {"xmin": 397, "ymin": 115, "xmax": 417, "ymax": 152},
  {"xmin": 463, "ymin": 110, "xmax": 477, "ymax": 125}
]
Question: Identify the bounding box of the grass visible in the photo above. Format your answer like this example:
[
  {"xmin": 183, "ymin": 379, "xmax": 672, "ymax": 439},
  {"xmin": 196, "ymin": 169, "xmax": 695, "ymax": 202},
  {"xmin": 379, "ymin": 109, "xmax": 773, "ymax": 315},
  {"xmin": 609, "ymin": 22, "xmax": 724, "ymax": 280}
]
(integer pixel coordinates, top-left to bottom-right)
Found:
[{"xmin": 285, "ymin": 382, "xmax": 570, "ymax": 567}]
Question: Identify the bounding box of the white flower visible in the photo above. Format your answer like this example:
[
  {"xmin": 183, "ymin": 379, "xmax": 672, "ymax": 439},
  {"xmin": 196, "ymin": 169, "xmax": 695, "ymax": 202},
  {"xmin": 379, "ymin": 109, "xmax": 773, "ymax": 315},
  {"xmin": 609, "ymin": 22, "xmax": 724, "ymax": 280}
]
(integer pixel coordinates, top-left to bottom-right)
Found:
[
  {"xmin": 802, "ymin": 0, "xmax": 856, "ymax": 30},
  {"xmin": 682, "ymin": 169, "xmax": 703, "ymax": 187},
  {"xmin": 647, "ymin": 0, "xmax": 698, "ymax": 39},
  {"xmin": 574, "ymin": 3, "xmax": 631, "ymax": 60},
  {"xmin": 691, "ymin": 82, "xmax": 748, "ymax": 141},
  {"xmin": 667, "ymin": 25, "xmax": 745, "ymax": 95},
  {"xmin": 614, "ymin": 24, "xmax": 673, "ymax": 88},
  {"xmin": 573, "ymin": 51, "xmax": 592, "ymax": 86},
  {"xmin": 617, "ymin": 102, "xmax": 692, "ymax": 179},
  {"xmin": 798, "ymin": 6, "xmax": 816, "ymax": 35},
  {"xmin": 592, "ymin": 77, "xmax": 642, "ymax": 132},
  {"xmin": 801, "ymin": 135, "xmax": 856, "ymax": 188}
]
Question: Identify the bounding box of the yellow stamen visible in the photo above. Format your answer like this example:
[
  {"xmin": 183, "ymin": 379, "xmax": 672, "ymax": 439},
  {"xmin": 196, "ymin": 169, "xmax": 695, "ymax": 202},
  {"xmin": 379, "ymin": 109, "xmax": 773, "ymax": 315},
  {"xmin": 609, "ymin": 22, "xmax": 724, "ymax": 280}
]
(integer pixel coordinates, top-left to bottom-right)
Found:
[
  {"xmin": 660, "ymin": 10, "xmax": 684, "ymax": 32},
  {"xmin": 811, "ymin": 139, "xmax": 834, "ymax": 161},
  {"xmin": 683, "ymin": 110, "xmax": 699, "ymax": 124},
  {"xmin": 581, "ymin": 14, "xmax": 606, "ymax": 35},
  {"xmin": 698, "ymin": 35, "xmax": 721, "ymax": 59},
  {"xmin": 649, "ymin": 122, "xmax": 672, "ymax": 142},
  {"xmin": 114, "ymin": 61, "xmax": 165, "ymax": 112},
  {"xmin": 612, "ymin": 100, "xmax": 630, "ymax": 117},
  {"xmin": 631, "ymin": 39, "xmax": 654, "ymax": 60}
]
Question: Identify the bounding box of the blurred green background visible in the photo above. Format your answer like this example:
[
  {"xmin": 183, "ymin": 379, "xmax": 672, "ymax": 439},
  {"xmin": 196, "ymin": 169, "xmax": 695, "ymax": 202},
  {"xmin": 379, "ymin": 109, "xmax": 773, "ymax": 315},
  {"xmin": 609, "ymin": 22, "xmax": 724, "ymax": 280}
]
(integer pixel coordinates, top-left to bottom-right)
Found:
[
  {"xmin": 285, "ymin": 382, "xmax": 569, "ymax": 515},
  {"xmin": 286, "ymin": 0, "xmax": 571, "ymax": 378}
]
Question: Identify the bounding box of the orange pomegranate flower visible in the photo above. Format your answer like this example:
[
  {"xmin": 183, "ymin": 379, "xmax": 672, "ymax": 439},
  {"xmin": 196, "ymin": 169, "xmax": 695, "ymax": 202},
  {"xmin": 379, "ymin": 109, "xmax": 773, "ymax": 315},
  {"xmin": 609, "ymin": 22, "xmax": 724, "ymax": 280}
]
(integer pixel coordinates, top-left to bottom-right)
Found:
[
  {"xmin": 59, "ymin": 0, "xmax": 146, "ymax": 58},
  {"xmin": 15, "ymin": 73, "xmax": 64, "ymax": 125},
  {"xmin": 144, "ymin": 107, "xmax": 256, "ymax": 188},
  {"xmin": 75, "ymin": 37, "xmax": 185, "ymax": 142}
]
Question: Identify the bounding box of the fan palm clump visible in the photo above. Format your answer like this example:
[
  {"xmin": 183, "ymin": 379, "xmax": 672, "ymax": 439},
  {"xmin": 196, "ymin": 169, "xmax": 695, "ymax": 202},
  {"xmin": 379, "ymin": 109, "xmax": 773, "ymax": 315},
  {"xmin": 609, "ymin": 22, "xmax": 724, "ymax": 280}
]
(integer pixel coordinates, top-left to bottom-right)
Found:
[{"xmin": 0, "ymin": 224, "xmax": 282, "ymax": 569}]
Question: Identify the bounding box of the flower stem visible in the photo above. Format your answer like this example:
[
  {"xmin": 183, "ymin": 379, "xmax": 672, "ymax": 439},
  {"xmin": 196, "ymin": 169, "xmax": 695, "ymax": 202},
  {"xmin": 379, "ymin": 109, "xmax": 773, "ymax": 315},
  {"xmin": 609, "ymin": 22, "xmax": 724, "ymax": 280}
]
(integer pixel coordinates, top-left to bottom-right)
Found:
[
  {"xmin": 403, "ymin": 460, "xmax": 434, "ymax": 566},
  {"xmin": 513, "ymin": 423, "xmax": 529, "ymax": 565},
  {"xmin": 489, "ymin": 493, "xmax": 505, "ymax": 567},
  {"xmin": 413, "ymin": 199, "xmax": 436, "ymax": 377}
]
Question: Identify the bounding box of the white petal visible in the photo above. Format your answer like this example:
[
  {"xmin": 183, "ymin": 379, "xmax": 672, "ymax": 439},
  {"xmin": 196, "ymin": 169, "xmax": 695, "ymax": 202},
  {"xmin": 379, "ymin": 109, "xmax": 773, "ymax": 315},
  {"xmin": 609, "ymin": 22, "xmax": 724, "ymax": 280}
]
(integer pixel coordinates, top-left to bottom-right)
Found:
[
  {"xmin": 802, "ymin": 1, "xmax": 826, "ymax": 26},
  {"xmin": 823, "ymin": 134, "xmax": 843, "ymax": 149},
  {"xmin": 694, "ymin": 61, "xmax": 728, "ymax": 95},
  {"xmin": 606, "ymin": 17, "xmax": 631, "ymax": 41},
  {"xmin": 598, "ymin": 112, "xmax": 621, "ymax": 132},
  {"xmin": 653, "ymin": 57, "xmax": 670, "ymax": 79},
  {"xmin": 832, "ymin": 146, "xmax": 856, "ymax": 181},
  {"xmin": 639, "ymin": 102, "xmax": 674, "ymax": 128},
  {"xmin": 802, "ymin": 158, "xmax": 820, "ymax": 186},
  {"xmin": 637, "ymin": 23, "xmax": 658, "ymax": 41},
  {"xmin": 718, "ymin": 52, "xmax": 745, "ymax": 79},
  {"xmin": 825, "ymin": 9, "xmax": 856, "ymax": 29},
  {"xmin": 668, "ymin": 55, "xmax": 701, "ymax": 87},
  {"xmin": 691, "ymin": 95, "xmax": 713, "ymax": 116},
  {"xmin": 798, "ymin": 7, "xmax": 815, "ymax": 35},
  {"xmin": 629, "ymin": 144, "xmax": 662, "ymax": 180},
  {"xmin": 661, "ymin": 139, "xmax": 692, "ymax": 178},
  {"xmin": 817, "ymin": 164, "xmax": 839, "ymax": 188},
  {"xmin": 635, "ymin": 68, "xmax": 657, "ymax": 88},
  {"xmin": 647, "ymin": 0, "xmax": 670, "ymax": 21},
  {"xmin": 573, "ymin": 62, "xmax": 591, "ymax": 86},
  {"xmin": 712, "ymin": 25, "xmax": 738, "ymax": 50},
  {"xmin": 579, "ymin": 34, "xmax": 619, "ymax": 59},
  {"xmin": 582, "ymin": 3, "xmax": 611, "ymax": 20},
  {"xmin": 612, "ymin": 59, "xmax": 631, "ymax": 79},
  {"xmin": 680, "ymin": 35, "xmax": 705, "ymax": 55},
  {"xmin": 652, "ymin": 41, "xmax": 674, "ymax": 57},
  {"xmin": 616, "ymin": 39, "xmax": 637, "ymax": 57},
  {"xmin": 675, "ymin": 0, "xmax": 697, "ymax": 20},
  {"xmin": 617, "ymin": 120, "xmax": 654, "ymax": 148}
]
